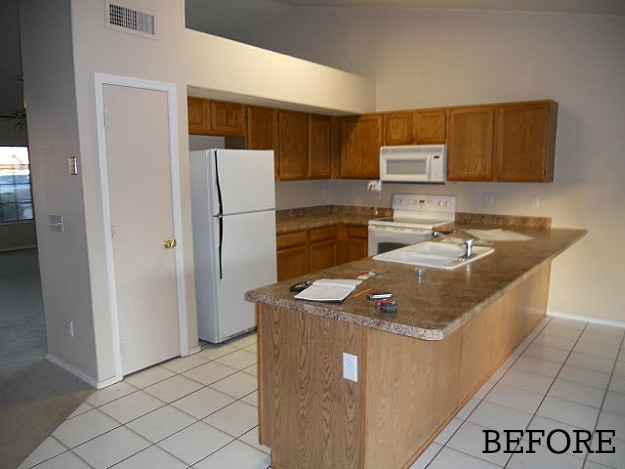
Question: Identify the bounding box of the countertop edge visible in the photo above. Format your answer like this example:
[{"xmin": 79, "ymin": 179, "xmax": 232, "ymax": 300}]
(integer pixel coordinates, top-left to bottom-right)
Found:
[{"xmin": 248, "ymin": 227, "xmax": 587, "ymax": 341}]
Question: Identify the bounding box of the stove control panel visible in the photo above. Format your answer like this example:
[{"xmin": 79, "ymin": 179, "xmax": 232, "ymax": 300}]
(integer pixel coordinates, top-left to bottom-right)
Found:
[{"xmin": 391, "ymin": 194, "xmax": 456, "ymax": 213}]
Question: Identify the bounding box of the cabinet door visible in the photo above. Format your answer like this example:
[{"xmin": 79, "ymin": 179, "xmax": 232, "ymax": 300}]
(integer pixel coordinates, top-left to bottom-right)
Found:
[
  {"xmin": 247, "ymin": 106, "xmax": 279, "ymax": 179},
  {"xmin": 308, "ymin": 114, "xmax": 332, "ymax": 179},
  {"xmin": 346, "ymin": 226, "xmax": 368, "ymax": 262},
  {"xmin": 447, "ymin": 106, "xmax": 495, "ymax": 181},
  {"xmin": 495, "ymin": 101, "xmax": 557, "ymax": 182},
  {"xmin": 278, "ymin": 110, "xmax": 308, "ymax": 180},
  {"xmin": 276, "ymin": 231, "xmax": 308, "ymax": 281},
  {"xmin": 340, "ymin": 114, "xmax": 383, "ymax": 179},
  {"xmin": 210, "ymin": 101, "xmax": 245, "ymax": 136},
  {"xmin": 309, "ymin": 226, "xmax": 338, "ymax": 272},
  {"xmin": 383, "ymin": 111, "xmax": 414, "ymax": 146},
  {"xmin": 337, "ymin": 225, "xmax": 368, "ymax": 264},
  {"xmin": 414, "ymin": 109, "xmax": 447, "ymax": 144},
  {"xmin": 187, "ymin": 97, "xmax": 211, "ymax": 135}
]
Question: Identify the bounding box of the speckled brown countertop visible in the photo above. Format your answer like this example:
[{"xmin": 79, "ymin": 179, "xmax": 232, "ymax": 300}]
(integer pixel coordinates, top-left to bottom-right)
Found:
[
  {"xmin": 276, "ymin": 205, "xmax": 392, "ymax": 234},
  {"xmin": 246, "ymin": 226, "xmax": 586, "ymax": 341}
]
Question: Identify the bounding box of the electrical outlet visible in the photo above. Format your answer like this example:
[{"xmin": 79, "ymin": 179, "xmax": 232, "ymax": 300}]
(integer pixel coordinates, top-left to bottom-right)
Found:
[
  {"xmin": 343, "ymin": 352, "xmax": 358, "ymax": 382},
  {"xmin": 66, "ymin": 321, "xmax": 75, "ymax": 337},
  {"xmin": 530, "ymin": 195, "xmax": 540, "ymax": 208},
  {"xmin": 485, "ymin": 195, "xmax": 494, "ymax": 206},
  {"xmin": 367, "ymin": 180, "xmax": 382, "ymax": 192}
]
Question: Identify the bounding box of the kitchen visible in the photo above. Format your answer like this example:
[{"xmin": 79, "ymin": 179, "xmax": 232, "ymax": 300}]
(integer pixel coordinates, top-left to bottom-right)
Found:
[{"xmin": 11, "ymin": 0, "xmax": 625, "ymax": 467}]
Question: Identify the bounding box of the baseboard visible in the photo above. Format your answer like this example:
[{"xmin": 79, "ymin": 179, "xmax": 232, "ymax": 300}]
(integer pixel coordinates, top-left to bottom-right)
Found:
[
  {"xmin": 184, "ymin": 345, "xmax": 202, "ymax": 356},
  {"xmin": 46, "ymin": 354, "xmax": 122, "ymax": 389},
  {"xmin": 547, "ymin": 310, "xmax": 625, "ymax": 329}
]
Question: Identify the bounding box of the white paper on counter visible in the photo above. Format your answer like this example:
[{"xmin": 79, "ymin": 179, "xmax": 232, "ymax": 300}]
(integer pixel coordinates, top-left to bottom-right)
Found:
[{"xmin": 294, "ymin": 278, "xmax": 362, "ymax": 302}]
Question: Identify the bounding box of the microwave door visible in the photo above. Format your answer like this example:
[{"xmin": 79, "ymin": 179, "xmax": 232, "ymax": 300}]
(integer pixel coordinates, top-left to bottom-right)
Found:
[{"xmin": 385, "ymin": 156, "xmax": 430, "ymax": 182}]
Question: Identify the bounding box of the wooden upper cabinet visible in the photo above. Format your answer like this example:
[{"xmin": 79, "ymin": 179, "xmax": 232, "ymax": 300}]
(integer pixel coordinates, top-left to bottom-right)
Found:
[
  {"xmin": 340, "ymin": 114, "xmax": 383, "ymax": 179},
  {"xmin": 495, "ymin": 100, "xmax": 557, "ymax": 182},
  {"xmin": 447, "ymin": 106, "xmax": 496, "ymax": 181},
  {"xmin": 383, "ymin": 111, "xmax": 414, "ymax": 146},
  {"xmin": 308, "ymin": 114, "xmax": 332, "ymax": 179},
  {"xmin": 210, "ymin": 100, "xmax": 245, "ymax": 136},
  {"xmin": 246, "ymin": 106, "xmax": 279, "ymax": 179},
  {"xmin": 414, "ymin": 109, "xmax": 447, "ymax": 144},
  {"xmin": 187, "ymin": 97, "xmax": 211, "ymax": 135},
  {"xmin": 278, "ymin": 110, "xmax": 308, "ymax": 181},
  {"xmin": 383, "ymin": 109, "xmax": 446, "ymax": 146}
]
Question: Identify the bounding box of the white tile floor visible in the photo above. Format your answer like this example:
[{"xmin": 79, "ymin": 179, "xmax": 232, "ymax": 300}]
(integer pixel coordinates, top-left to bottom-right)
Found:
[{"xmin": 19, "ymin": 317, "xmax": 625, "ymax": 469}]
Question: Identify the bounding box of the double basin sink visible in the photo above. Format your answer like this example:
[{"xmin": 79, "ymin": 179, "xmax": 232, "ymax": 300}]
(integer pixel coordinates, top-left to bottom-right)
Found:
[{"xmin": 373, "ymin": 240, "xmax": 494, "ymax": 270}]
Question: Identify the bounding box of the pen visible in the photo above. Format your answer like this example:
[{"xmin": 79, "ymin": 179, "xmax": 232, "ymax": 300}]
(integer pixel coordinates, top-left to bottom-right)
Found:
[{"xmin": 352, "ymin": 288, "xmax": 371, "ymax": 299}]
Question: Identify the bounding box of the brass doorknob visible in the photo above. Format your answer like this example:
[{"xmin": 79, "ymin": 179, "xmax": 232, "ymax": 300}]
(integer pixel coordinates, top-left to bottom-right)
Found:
[{"xmin": 164, "ymin": 239, "xmax": 177, "ymax": 249}]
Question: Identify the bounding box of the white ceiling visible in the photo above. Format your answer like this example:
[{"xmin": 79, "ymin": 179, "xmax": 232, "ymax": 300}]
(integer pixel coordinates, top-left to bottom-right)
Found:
[{"xmin": 273, "ymin": 0, "xmax": 625, "ymax": 15}]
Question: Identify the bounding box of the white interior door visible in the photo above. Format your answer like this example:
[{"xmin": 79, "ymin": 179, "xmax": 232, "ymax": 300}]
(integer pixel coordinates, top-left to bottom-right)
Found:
[{"xmin": 103, "ymin": 83, "xmax": 180, "ymax": 375}]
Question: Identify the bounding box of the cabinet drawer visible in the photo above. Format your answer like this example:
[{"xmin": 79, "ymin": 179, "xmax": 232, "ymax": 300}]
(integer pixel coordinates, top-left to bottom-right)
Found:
[
  {"xmin": 277, "ymin": 230, "xmax": 308, "ymax": 249},
  {"xmin": 309, "ymin": 226, "xmax": 338, "ymax": 242},
  {"xmin": 348, "ymin": 225, "xmax": 368, "ymax": 239}
]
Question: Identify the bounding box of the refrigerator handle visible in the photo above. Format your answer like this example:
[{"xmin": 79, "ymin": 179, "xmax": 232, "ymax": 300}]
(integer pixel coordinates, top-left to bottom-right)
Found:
[
  {"xmin": 218, "ymin": 215, "xmax": 223, "ymax": 280},
  {"xmin": 214, "ymin": 151, "xmax": 224, "ymax": 280}
]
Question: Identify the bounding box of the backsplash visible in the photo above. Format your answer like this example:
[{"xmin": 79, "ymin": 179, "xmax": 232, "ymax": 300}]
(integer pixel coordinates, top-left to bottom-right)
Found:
[
  {"xmin": 456, "ymin": 212, "xmax": 551, "ymax": 229},
  {"xmin": 276, "ymin": 205, "xmax": 392, "ymax": 220}
]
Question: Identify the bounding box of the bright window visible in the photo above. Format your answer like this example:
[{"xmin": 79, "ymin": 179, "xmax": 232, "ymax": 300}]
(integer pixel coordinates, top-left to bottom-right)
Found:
[{"xmin": 0, "ymin": 147, "xmax": 33, "ymax": 222}]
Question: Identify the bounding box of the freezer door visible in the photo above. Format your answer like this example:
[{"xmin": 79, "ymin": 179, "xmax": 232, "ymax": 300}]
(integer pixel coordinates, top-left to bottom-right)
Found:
[
  {"xmin": 212, "ymin": 209, "xmax": 277, "ymax": 342},
  {"xmin": 214, "ymin": 149, "xmax": 275, "ymax": 215}
]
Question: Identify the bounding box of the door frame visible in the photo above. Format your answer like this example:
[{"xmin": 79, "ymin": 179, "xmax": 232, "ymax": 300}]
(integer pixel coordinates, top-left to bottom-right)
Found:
[{"xmin": 94, "ymin": 73, "xmax": 188, "ymax": 381}]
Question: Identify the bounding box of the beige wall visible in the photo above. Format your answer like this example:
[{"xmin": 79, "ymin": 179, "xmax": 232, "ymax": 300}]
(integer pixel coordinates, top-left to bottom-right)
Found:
[
  {"xmin": 243, "ymin": 7, "xmax": 625, "ymax": 323},
  {"xmin": 19, "ymin": 0, "xmax": 374, "ymax": 385},
  {"xmin": 20, "ymin": 0, "xmax": 97, "ymax": 378}
]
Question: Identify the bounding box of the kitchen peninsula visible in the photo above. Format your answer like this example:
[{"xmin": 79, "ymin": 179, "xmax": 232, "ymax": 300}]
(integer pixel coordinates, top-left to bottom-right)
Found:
[{"xmin": 246, "ymin": 225, "xmax": 586, "ymax": 469}]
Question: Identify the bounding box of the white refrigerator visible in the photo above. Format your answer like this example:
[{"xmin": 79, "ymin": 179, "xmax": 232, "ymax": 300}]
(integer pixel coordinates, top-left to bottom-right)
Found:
[{"xmin": 190, "ymin": 149, "xmax": 277, "ymax": 343}]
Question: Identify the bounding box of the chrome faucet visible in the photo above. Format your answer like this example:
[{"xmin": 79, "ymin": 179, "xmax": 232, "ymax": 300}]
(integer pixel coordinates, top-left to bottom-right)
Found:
[
  {"xmin": 459, "ymin": 238, "xmax": 475, "ymax": 261},
  {"xmin": 432, "ymin": 230, "xmax": 476, "ymax": 261}
]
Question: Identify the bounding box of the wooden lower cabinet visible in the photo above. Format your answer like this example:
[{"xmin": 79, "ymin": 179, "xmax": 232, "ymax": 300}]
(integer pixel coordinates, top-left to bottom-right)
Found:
[
  {"xmin": 257, "ymin": 261, "xmax": 551, "ymax": 469},
  {"xmin": 309, "ymin": 226, "xmax": 338, "ymax": 272},
  {"xmin": 338, "ymin": 225, "xmax": 368, "ymax": 264},
  {"xmin": 276, "ymin": 224, "xmax": 368, "ymax": 281},
  {"xmin": 276, "ymin": 231, "xmax": 308, "ymax": 282}
]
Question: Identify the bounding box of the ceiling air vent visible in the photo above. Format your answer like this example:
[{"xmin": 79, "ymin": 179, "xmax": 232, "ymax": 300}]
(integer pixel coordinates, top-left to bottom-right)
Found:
[{"xmin": 107, "ymin": 3, "xmax": 155, "ymax": 38}]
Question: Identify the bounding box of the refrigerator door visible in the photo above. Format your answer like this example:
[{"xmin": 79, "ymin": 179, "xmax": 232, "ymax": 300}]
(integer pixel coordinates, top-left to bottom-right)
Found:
[
  {"xmin": 214, "ymin": 149, "xmax": 275, "ymax": 215},
  {"xmin": 211, "ymin": 209, "xmax": 277, "ymax": 342}
]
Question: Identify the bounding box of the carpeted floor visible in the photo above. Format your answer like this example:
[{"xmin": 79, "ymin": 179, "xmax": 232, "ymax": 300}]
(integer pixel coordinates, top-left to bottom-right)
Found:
[{"xmin": 0, "ymin": 249, "xmax": 93, "ymax": 469}]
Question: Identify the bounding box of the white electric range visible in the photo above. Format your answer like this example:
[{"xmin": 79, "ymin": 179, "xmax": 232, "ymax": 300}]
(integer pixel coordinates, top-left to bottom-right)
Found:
[{"xmin": 368, "ymin": 194, "xmax": 456, "ymax": 256}]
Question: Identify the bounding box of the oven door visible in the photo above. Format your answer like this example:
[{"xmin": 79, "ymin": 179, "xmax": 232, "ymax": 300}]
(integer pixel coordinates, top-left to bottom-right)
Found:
[{"xmin": 367, "ymin": 225, "xmax": 432, "ymax": 256}]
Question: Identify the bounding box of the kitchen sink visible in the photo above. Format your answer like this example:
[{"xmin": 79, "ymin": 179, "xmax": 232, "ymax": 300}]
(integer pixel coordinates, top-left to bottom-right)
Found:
[{"xmin": 373, "ymin": 240, "xmax": 495, "ymax": 270}]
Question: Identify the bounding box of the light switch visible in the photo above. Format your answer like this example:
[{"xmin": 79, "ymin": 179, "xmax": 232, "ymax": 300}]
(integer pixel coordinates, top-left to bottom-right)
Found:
[
  {"xmin": 49, "ymin": 215, "xmax": 64, "ymax": 233},
  {"xmin": 68, "ymin": 157, "xmax": 78, "ymax": 175}
]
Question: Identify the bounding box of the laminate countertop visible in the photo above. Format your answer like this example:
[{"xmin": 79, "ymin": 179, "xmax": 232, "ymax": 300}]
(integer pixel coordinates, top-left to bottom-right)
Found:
[{"xmin": 246, "ymin": 226, "xmax": 586, "ymax": 340}]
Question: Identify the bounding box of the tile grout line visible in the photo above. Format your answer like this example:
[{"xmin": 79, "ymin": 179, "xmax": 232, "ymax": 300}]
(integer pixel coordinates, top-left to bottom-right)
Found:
[
  {"xmin": 582, "ymin": 328, "xmax": 625, "ymax": 468},
  {"xmin": 503, "ymin": 320, "xmax": 589, "ymax": 468},
  {"xmin": 29, "ymin": 336, "xmax": 261, "ymax": 468}
]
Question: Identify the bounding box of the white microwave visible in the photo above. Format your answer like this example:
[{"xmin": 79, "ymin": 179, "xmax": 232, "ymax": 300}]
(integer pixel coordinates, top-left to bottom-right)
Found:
[{"xmin": 380, "ymin": 144, "xmax": 447, "ymax": 183}]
